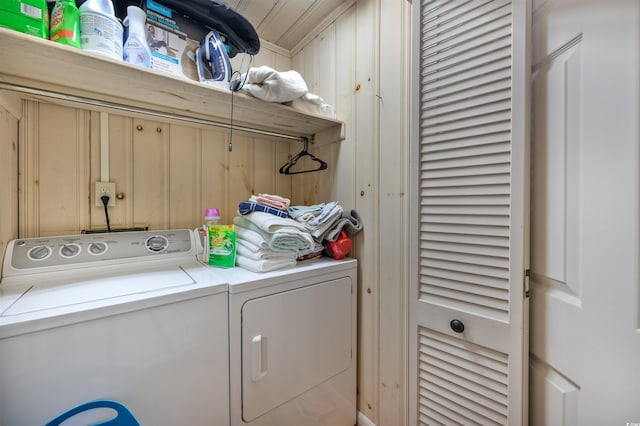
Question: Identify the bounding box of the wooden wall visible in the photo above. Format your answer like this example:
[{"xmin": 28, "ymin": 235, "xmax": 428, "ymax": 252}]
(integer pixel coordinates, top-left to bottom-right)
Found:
[
  {"xmin": 15, "ymin": 102, "xmax": 295, "ymax": 237},
  {"xmin": 0, "ymin": 93, "xmax": 20, "ymax": 257},
  {"xmin": 0, "ymin": 1, "xmax": 411, "ymax": 425},
  {"xmin": 291, "ymin": 1, "xmax": 411, "ymax": 424}
]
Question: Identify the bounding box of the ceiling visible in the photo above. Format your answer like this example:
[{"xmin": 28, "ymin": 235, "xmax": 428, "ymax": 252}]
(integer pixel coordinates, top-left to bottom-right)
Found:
[{"xmin": 226, "ymin": 0, "xmax": 354, "ymax": 52}]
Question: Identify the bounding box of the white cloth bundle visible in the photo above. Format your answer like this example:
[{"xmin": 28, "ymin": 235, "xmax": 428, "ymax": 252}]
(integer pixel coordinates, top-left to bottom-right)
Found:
[
  {"xmin": 241, "ymin": 66, "xmax": 308, "ymax": 103},
  {"xmin": 287, "ymin": 93, "xmax": 336, "ymax": 119},
  {"xmin": 290, "ymin": 201, "xmax": 344, "ymax": 240},
  {"xmin": 324, "ymin": 209, "xmax": 364, "ymax": 241}
]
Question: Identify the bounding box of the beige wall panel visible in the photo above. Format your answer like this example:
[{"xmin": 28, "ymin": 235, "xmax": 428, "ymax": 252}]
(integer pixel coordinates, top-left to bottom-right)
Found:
[
  {"xmin": 352, "ymin": 0, "xmax": 380, "ymax": 421},
  {"xmin": 245, "ymin": 42, "xmax": 292, "ymax": 71},
  {"xmin": 0, "ymin": 103, "xmax": 18, "ymax": 252},
  {"xmin": 0, "ymin": 91, "xmax": 22, "ymax": 119},
  {"xmin": 274, "ymin": 141, "xmax": 293, "ymax": 201},
  {"xmin": 89, "ymin": 113, "xmax": 134, "ymax": 230},
  {"xmin": 226, "ymin": 134, "xmax": 253, "ymax": 223},
  {"xmin": 169, "ymin": 125, "xmax": 201, "ymax": 230},
  {"xmin": 106, "ymin": 114, "xmax": 134, "ymax": 228},
  {"xmin": 377, "ymin": 0, "xmax": 410, "ymax": 424},
  {"xmin": 20, "ymin": 102, "xmax": 90, "ymax": 237},
  {"xmin": 292, "ymin": 2, "xmax": 379, "ymax": 421},
  {"xmin": 315, "ymin": 26, "xmax": 337, "ymax": 107},
  {"xmin": 19, "ymin": 102, "xmax": 39, "ymax": 237},
  {"xmin": 333, "ymin": 9, "xmax": 357, "ymax": 209},
  {"xmin": 253, "ymin": 137, "xmax": 277, "ymax": 195},
  {"xmin": 131, "ymin": 118, "xmax": 169, "ymax": 229},
  {"xmin": 291, "ymin": 24, "xmax": 339, "ymax": 207},
  {"xmin": 201, "ymin": 128, "xmax": 230, "ymax": 224}
]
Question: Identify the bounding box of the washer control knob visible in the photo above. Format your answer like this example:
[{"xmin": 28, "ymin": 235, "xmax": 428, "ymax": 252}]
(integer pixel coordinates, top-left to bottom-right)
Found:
[
  {"xmin": 60, "ymin": 243, "xmax": 81, "ymax": 258},
  {"xmin": 88, "ymin": 242, "xmax": 108, "ymax": 255},
  {"xmin": 28, "ymin": 245, "xmax": 52, "ymax": 261},
  {"xmin": 146, "ymin": 235, "xmax": 169, "ymax": 252}
]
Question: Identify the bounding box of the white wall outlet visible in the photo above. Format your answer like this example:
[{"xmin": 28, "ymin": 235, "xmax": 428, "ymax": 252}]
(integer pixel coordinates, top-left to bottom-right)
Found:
[{"xmin": 95, "ymin": 182, "xmax": 116, "ymax": 207}]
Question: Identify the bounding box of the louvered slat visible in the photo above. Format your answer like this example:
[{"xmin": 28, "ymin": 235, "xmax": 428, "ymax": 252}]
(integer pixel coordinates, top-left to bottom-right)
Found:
[
  {"xmin": 419, "ymin": 0, "xmax": 513, "ymax": 322},
  {"xmin": 418, "ymin": 328, "xmax": 509, "ymax": 425},
  {"xmin": 415, "ymin": 0, "xmax": 519, "ymax": 423}
]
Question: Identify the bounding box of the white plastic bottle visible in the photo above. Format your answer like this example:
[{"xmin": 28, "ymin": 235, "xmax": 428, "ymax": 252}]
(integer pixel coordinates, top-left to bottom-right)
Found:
[
  {"xmin": 202, "ymin": 207, "xmax": 220, "ymax": 263},
  {"xmin": 123, "ymin": 5, "xmax": 151, "ymax": 68},
  {"xmin": 78, "ymin": 0, "xmax": 123, "ymax": 60}
]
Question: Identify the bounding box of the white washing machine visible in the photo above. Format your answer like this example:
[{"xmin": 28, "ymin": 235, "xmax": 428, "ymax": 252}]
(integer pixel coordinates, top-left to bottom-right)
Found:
[
  {"xmin": 215, "ymin": 257, "xmax": 358, "ymax": 426},
  {"xmin": 0, "ymin": 229, "xmax": 229, "ymax": 426}
]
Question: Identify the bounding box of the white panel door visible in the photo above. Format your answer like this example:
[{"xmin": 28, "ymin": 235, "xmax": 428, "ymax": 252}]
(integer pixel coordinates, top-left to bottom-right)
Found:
[
  {"xmin": 530, "ymin": 0, "xmax": 640, "ymax": 424},
  {"xmin": 410, "ymin": 1, "xmax": 530, "ymax": 424},
  {"xmin": 241, "ymin": 278, "xmax": 352, "ymax": 422}
]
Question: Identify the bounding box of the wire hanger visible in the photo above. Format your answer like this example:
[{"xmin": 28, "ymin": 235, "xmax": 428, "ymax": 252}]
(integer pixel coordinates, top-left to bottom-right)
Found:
[{"xmin": 279, "ymin": 137, "xmax": 328, "ymax": 175}]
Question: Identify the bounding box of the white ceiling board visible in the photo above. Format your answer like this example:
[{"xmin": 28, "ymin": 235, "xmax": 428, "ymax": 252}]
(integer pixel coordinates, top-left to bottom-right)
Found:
[{"xmin": 225, "ymin": 0, "xmax": 353, "ymax": 51}]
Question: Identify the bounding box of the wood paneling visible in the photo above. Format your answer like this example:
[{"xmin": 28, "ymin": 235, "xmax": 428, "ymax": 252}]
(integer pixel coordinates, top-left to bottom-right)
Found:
[
  {"xmin": 16, "ymin": 104, "xmax": 297, "ymax": 234},
  {"xmin": 1, "ymin": 2, "xmax": 407, "ymax": 424},
  {"xmin": 19, "ymin": 102, "xmax": 91, "ymax": 237},
  {"xmin": 0, "ymin": 99, "xmax": 19, "ymax": 252}
]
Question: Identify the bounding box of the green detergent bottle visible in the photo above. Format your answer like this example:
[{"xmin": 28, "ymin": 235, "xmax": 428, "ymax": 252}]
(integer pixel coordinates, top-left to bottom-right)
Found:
[{"xmin": 49, "ymin": 0, "xmax": 80, "ymax": 48}]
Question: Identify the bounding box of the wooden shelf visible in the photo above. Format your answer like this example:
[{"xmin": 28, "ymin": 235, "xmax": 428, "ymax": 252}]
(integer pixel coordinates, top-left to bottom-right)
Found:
[{"xmin": 0, "ymin": 27, "xmax": 342, "ymax": 140}]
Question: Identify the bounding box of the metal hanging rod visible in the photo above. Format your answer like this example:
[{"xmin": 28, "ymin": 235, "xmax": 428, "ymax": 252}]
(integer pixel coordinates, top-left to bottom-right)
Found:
[{"xmin": 0, "ymin": 82, "xmax": 308, "ymax": 143}]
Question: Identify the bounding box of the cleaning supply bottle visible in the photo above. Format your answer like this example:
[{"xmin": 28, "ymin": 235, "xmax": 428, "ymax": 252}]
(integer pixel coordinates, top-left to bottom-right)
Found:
[
  {"xmin": 202, "ymin": 208, "xmax": 236, "ymax": 268},
  {"xmin": 201, "ymin": 208, "xmax": 220, "ymax": 263},
  {"xmin": 122, "ymin": 5, "xmax": 151, "ymax": 68},
  {"xmin": 49, "ymin": 0, "xmax": 79, "ymax": 47},
  {"xmin": 78, "ymin": 0, "xmax": 122, "ymax": 60}
]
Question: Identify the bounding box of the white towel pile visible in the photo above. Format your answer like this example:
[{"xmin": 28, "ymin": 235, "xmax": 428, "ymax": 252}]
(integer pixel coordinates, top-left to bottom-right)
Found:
[{"xmin": 233, "ymin": 211, "xmax": 314, "ymax": 273}]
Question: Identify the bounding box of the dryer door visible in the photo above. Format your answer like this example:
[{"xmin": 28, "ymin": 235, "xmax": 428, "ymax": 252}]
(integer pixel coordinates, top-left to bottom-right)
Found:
[{"xmin": 241, "ymin": 277, "xmax": 352, "ymax": 422}]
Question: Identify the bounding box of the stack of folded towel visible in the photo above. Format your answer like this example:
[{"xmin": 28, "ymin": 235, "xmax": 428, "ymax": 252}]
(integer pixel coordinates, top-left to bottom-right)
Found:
[
  {"xmin": 233, "ymin": 193, "xmax": 363, "ymax": 273},
  {"xmin": 287, "ymin": 202, "xmax": 363, "ymax": 243},
  {"xmin": 233, "ymin": 209, "xmax": 314, "ymax": 273}
]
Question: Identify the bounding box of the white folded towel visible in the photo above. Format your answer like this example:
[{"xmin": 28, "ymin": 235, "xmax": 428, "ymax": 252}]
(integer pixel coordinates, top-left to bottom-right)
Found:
[
  {"xmin": 242, "ymin": 211, "xmax": 308, "ymax": 233},
  {"xmin": 287, "ymin": 203, "xmax": 325, "ymax": 221},
  {"xmin": 235, "ymin": 225, "xmax": 271, "ymax": 250},
  {"xmin": 236, "ymin": 254, "xmax": 297, "ymax": 273},
  {"xmin": 234, "ymin": 215, "xmax": 314, "ymax": 253},
  {"xmin": 236, "ymin": 242, "xmax": 297, "ymax": 262}
]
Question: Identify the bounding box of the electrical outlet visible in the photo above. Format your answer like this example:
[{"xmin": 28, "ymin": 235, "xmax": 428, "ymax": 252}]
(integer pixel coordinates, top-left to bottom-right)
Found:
[{"xmin": 95, "ymin": 182, "xmax": 116, "ymax": 207}]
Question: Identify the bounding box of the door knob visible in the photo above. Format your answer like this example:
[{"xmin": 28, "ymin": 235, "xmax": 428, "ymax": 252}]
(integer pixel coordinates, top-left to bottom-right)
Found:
[{"xmin": 450, "ymin": 319, "xmax": 465, "ymax": 333}]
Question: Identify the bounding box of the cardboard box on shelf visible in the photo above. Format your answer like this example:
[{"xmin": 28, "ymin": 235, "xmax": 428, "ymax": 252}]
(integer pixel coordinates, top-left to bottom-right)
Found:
[
  {"xmin": 144, "ymin": 0, "xmax": 213, "ymax": 81},
  {"xmin": 0, "ymin": 0, "xmax": 48, "ymax": 39}
]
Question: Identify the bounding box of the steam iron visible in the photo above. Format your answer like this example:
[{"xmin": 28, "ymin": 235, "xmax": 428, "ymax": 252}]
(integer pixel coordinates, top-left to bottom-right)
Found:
[{"xmin": 196, "ymin": 30, "xmax": 232, "ymax": 89}]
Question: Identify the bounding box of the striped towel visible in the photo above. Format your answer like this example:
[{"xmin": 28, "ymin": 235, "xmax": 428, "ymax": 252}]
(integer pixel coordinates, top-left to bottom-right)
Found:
[
  {"xmin": 239, "ymin": 200, "xmax": 289, "ymax": 218},
  {"xmin": 251, "ymin": 193, "xmax": 291, "ymax": 210}
]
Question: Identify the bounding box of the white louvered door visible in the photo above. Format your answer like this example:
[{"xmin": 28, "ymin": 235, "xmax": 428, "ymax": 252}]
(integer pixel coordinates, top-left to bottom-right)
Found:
[{"xmin": 410, "ymin": 1, "xmax": 530, "ymax": 425}]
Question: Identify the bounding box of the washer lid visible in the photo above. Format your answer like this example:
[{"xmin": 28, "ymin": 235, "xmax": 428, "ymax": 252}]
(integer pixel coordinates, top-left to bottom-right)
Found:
[{"xmin": 2, "ymin": 265, "xmax": 197, "ymax": 316}]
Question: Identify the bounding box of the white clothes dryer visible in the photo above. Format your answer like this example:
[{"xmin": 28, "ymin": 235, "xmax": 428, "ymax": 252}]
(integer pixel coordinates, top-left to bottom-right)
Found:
[
  {"xmin": 215, "ymin": 257, "xmax": 357, "ymax": 426},
  {"xmin": 0, "ymin": 229, "xmax": 229, "ymax": 426}
]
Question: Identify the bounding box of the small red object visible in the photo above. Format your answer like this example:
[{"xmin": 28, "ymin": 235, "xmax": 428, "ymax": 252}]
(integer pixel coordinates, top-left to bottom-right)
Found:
[{"xmin": 325, "ymin": 230, "xmax": 352, "ymax": 260}]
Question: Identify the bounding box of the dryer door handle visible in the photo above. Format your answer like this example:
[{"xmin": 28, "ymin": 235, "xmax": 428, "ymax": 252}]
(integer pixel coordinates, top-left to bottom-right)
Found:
[{"xmin": 251, "ymin": 335, "xmax": 268, "ymax": 382}]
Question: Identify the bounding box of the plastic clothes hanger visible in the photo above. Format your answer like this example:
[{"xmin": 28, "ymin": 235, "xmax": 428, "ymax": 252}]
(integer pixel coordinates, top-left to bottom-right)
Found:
[{"xmin": 279, "ymin": 137, "xmax": 328, "ymax": 175}]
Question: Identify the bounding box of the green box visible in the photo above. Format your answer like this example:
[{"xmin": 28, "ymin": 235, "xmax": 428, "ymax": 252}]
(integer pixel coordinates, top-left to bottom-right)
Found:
[{"xmin": 0, "ymin": 0, "xmax": 49, "ymax": 38}]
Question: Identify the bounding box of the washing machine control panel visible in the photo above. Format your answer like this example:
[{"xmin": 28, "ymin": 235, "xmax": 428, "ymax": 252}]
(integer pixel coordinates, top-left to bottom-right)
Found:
[{"xmin": 7, "ymin": 230, "xmax": 194, "ymax": 271}]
